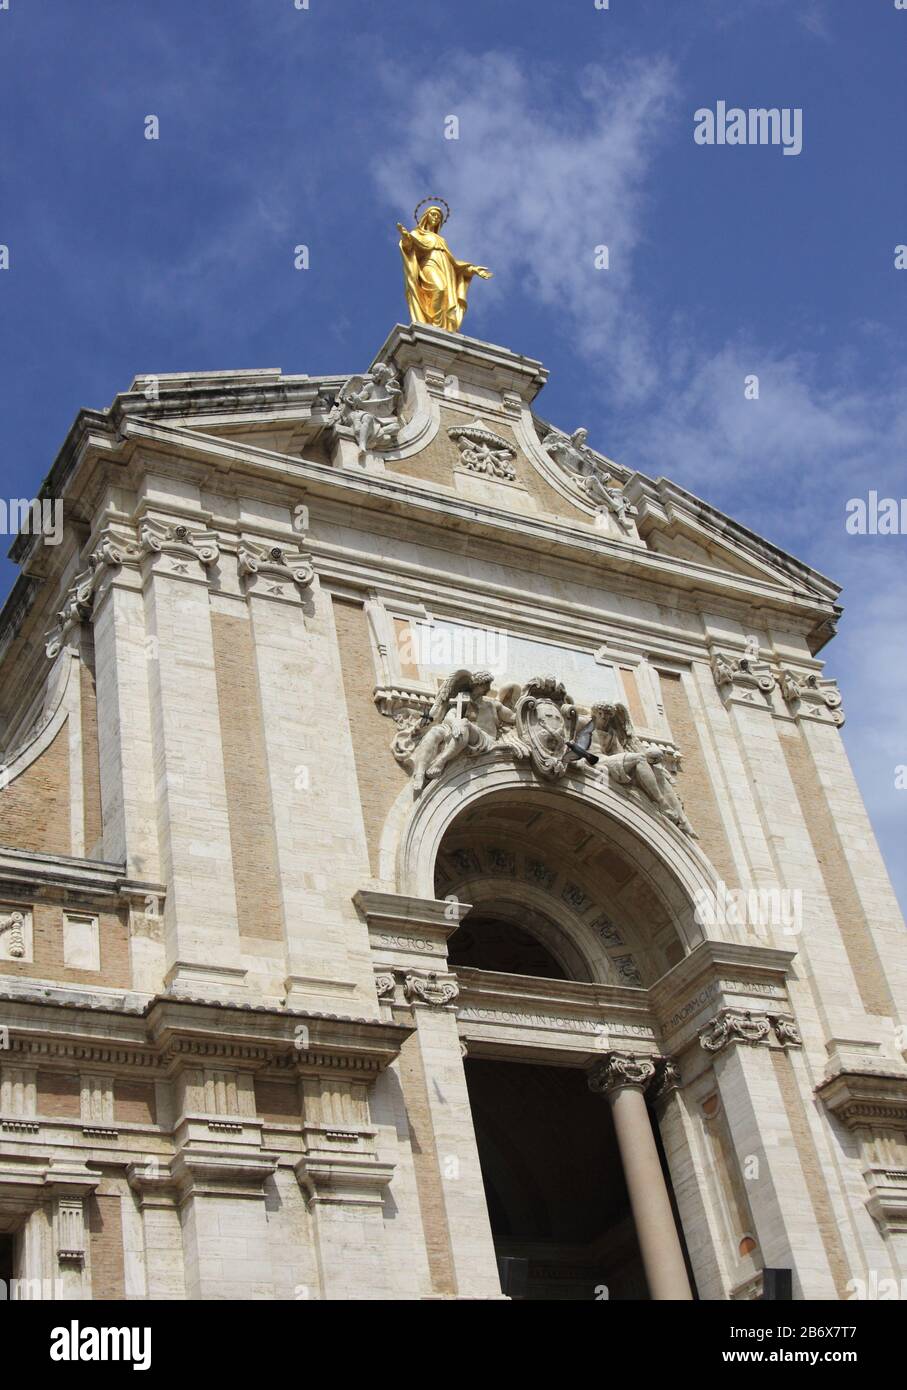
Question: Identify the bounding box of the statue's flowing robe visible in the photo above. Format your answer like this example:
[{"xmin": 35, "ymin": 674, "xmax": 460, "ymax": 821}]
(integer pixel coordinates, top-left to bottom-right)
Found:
[{"xmin": 399, "ymin": 225, "xmax": 473, "ymax": 332}]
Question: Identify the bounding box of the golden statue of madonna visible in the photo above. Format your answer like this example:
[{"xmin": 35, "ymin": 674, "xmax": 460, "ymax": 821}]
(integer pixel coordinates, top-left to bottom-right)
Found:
[{"xmin": 397, "ymin": 198, "xmax": 491, "ymax": 333}]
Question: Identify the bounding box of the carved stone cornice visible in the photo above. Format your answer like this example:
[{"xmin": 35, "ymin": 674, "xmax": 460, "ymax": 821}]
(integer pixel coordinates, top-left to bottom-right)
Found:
[
  {"xmin": 169, "ymin": 1147, "xmax": 278, "ymax": 1202},
  {"xmin": 0, "ymin": 991, "xmax": 413, "ymax": 1082},
  {"xmin": 649, "ymin": 939, "xmax": 796, "ymax": 1053},
  {"xmin": 864, "ymin": 1167, "xmax": 907, "ymax": 1233},
  {"xmin": 357, "ymin": 889, "xmax": 469, "ymax": 970},
  {"xmin": 816, "ymin": 1068, "xmax": 907, "ymax": 1131},
  {"xmin": 295, "ymin": 1152, "xmax": 395, "ymax": 1208}
]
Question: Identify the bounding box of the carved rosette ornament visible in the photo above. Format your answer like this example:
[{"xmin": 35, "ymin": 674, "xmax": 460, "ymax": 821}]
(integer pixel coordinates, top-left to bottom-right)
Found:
[
  {"xmin": 447, "ymin": 420, "xmax": 517, "ymax": 481},
  {"xmin": 588, "ymin": 1052, "xmax": 657, "ymax": 1096},
  {"xmin": 402, "ymin": 971, "xmax": 459, "ymax": 1007}
]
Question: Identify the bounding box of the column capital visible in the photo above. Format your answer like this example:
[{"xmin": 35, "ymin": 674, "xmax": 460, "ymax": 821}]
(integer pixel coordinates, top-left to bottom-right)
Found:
[{"xmin": 588, "ymin": 1051, "xmax": 657, "ymax": 1096}]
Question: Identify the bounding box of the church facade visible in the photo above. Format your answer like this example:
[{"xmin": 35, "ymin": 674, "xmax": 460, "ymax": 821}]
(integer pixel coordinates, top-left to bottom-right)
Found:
[{"xmin": 0, "ymin": 321, "xmax": 905, "ymax": 1300}]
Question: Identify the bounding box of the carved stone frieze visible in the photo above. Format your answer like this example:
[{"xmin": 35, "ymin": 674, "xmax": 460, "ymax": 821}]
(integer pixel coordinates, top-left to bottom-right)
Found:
[
  {"xmin": 699, "ymin": 1008, "xmax": 801, "ymax": 1052},
  {"xmin": 386, "ymin": 666, "xmax": 695, "ymax": 840},
  {"xmin": 391, "ymin": 668, "xmax": 528, "ymax": 794},
  {"xmin": 402, "ymin": 971, "xmax": 459, "ymax": 1008},
  {"xmin": 447, "ymin": 420, "xmax": 517, "ymax": 481}
]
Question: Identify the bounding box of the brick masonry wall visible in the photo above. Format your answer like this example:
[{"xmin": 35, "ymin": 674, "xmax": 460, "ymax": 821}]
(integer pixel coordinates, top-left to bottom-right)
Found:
[
  {"xmin": 0, "ymin": 723, "xmax": 71, "ymax": 856},
  {"xmin": 779, "ymin": 725, "xmax": 893, "ymax": 1018},
  {"xmin": 254, "ymin": 1077, "xmax": 301, "ymax": 1124},
  {"xmin": 80, "ymin": 649, "xmax": 104, "ymax": 859},
  {"xmin": 88, "ymin": 1192, "xmax": 126, "ymax": 1299},
  {"xmin": 210, "ymin": 612, "xmax": 284, "ymax": 943},
  {"xmin": 658, "ymin": 671, "xmax": 740, "ymax": 888},
  {"xmin": 387, "ymin": 407, "xmax": 588, "ymax": 523},
  {"xmin": 770, "ymin": 1048, "xmax": 850, "ymax": 1297},
  {"xmin": 36, "ymin": 1070, "xmax": 81, "ymax": 1118},
  {"xmin": 332, "ymin": 597, "xmax": 409, "ymax": 877},
  {"xmin": 114, "ymin": 1080, "xmax": 157, "ymax": 1126},
  {"xmin": 394, "ymin": 1031, "xmax": 457, "ymax": 1296},
  {"xmin": 0, "ymin": 903, "xmax": 130, "ymax": 988}
]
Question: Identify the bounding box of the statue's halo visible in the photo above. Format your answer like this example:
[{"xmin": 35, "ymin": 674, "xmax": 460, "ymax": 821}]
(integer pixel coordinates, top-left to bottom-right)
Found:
[{"xmin": 413, "ymin": 196, "xmax": 450, "ymax": 226}]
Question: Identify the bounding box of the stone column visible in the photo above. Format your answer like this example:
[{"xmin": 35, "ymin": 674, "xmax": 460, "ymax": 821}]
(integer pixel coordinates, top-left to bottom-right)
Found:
[{"xmin": 589, "ymin": 1053, "xmax": 692, "ymax": 1301}]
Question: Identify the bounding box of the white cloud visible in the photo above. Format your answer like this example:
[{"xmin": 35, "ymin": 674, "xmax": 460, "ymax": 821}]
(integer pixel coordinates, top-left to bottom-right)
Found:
[
  {"xmin": 372, "ymin": 51, "xmax": 675, "ymax": 403},
  {"xmin": 370, "ymin": 48, "xmax": 907, "ymax": 914}
]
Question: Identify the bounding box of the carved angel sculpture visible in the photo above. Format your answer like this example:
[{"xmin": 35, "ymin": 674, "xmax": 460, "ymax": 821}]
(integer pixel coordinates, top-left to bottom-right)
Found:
[
  {"xmin": 543, "ymin": 427, "xmax": 636, "ymax": 532},
  {"xmin": 330, "ymin": 362, "xmax": 402, "ymax": 454},
  {"xmin": 582, "ymin": 702, "xmax": 696, "ymax": 837},
  {"xmin": 397, "ymin": 669, "xmax": 525, "ymax": 793}
]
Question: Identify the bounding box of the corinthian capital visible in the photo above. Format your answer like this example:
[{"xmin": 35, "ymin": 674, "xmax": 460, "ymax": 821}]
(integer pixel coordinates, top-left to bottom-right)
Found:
[{"xmin": 588, "ymin": 1051, "xmax": 657, "ymax": 1096}]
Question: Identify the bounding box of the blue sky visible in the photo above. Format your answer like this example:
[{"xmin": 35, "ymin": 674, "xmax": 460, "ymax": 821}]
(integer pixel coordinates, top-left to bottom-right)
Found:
[{"xmin": 1, "ymin": 0, "xmax": 905, "ymax": 910}]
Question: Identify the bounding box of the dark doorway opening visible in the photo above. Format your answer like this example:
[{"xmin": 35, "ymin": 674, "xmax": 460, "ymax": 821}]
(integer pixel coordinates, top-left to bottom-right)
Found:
[
  {"xmin": 464, "ymin": 1057, "xmax": 648, "ymax": 1299},
  {"xmin": 0, "ymin": 1234, "xmax": 15, "ymax": 1293},
  {"xmin": 448, "ymin": 916, "xmax": 568, "ymax": 979}
]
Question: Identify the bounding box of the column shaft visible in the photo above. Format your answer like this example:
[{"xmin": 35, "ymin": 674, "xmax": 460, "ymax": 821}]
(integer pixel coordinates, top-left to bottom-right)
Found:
[{"xmin": 608, "ymin": 1083, "xmax": 692, "ymax": 1301}]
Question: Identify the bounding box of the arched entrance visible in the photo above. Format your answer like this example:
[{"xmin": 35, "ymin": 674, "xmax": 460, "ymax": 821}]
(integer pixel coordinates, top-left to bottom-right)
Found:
[{"xmin": 423, "ymin": 776, "xmax": 702, "ymax": 1300}]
